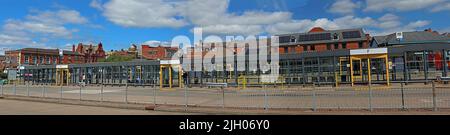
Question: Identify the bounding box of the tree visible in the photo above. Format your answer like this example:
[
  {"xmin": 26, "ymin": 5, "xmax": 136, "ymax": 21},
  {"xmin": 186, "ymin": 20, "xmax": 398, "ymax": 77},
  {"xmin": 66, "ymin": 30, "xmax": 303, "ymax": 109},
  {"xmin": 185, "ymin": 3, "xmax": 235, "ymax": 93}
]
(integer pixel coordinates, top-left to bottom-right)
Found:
[{"xmin": 98, "ymin": 54, "xmax": 134, "ymax": 62}]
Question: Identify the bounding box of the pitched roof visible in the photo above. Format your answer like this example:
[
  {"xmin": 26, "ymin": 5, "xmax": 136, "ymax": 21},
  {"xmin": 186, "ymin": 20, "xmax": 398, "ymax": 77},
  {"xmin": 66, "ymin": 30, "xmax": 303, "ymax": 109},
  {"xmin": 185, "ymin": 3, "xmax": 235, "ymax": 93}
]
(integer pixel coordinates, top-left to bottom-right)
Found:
[
  {"xmin": 277, "ymin": 28, "xmax": 368, "ymax": 45},
  {"xmin": 375, "ymin": 31, "xmax": 450, "ymax": 45}
]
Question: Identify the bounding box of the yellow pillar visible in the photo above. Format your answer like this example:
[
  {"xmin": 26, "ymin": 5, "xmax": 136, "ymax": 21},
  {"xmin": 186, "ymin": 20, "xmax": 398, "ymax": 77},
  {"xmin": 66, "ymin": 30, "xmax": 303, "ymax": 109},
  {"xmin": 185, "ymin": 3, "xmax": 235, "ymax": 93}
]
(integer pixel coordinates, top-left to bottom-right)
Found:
[
  {"xmin": 367, "ymin": 58, "xmax": 371, "ymax": 84},
  {"xmin": 66, "ymin": 69, "xmax": 70, "ymax": 86},
  {"xmin": 179, "ymin": 66, "xmax": 182, "ymax": 88},
  {"xmin": 159, "ymin": 66, "xmax": 163, "ymax": 89},
  {"xmin": 350, "ymin": 57, "xmax": 354, "ymax": 86},
  {"xmin": 169, "ymin": 66, "xmax": 172, "ymax": 88},
  {"xmin": 385, "ymin": 55, "xmax": 390, "ymax": 86}
]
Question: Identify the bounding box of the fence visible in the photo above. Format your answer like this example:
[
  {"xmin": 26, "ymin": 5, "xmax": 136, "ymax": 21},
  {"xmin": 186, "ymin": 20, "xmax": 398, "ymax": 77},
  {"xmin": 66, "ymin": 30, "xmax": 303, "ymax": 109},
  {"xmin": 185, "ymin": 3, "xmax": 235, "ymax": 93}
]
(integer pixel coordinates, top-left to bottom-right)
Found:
[{"xmin": 1, "ymin": 81, "xmax": 450, "ymax": 112}]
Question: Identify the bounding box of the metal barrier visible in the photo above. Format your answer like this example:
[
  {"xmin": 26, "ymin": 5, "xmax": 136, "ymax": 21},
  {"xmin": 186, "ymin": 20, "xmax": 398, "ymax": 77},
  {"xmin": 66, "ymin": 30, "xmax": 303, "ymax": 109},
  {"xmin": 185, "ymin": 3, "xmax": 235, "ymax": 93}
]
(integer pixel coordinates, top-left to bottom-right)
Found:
[{"xmin": 1, "ymin": 80, "xmax": 450, "ymax": 112}]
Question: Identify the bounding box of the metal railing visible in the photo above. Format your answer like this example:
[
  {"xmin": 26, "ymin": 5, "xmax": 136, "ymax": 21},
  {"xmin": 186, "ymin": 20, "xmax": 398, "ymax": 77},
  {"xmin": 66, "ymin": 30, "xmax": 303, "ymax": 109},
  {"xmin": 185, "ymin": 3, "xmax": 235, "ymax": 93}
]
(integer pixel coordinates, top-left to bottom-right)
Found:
[{"xmin": 1, "ymin": 80, "xmax": 450, "ymax": 112}]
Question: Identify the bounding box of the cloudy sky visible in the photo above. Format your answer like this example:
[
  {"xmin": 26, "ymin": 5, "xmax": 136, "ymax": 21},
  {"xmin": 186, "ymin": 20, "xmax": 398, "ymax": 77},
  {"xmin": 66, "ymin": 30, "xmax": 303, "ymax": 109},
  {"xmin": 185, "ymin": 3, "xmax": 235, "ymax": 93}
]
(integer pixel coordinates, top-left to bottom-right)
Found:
[{"xmin": 0, "ymin": 0, "xmax": 449, "ymax": 54}]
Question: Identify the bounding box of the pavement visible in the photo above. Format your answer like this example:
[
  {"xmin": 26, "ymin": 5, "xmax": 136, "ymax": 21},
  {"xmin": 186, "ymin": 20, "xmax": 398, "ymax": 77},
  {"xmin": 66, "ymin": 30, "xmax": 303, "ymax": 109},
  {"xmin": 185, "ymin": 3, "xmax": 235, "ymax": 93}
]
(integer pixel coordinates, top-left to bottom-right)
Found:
[
  {"xmin": 1, "ymin": 83, "xmax": 450, "ymax": 115},
  {"xmin": 0, "ymin": 98, "xmax": 198, "ymax": 115}
]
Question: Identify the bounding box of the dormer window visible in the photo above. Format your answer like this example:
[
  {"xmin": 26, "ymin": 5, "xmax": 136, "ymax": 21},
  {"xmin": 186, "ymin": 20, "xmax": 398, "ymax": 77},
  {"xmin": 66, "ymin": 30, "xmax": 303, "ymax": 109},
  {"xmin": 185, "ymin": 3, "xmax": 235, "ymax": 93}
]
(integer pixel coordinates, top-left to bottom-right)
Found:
[{"xmin": 333, "ymin": 33, "xmax": 339, "ymax": 40}]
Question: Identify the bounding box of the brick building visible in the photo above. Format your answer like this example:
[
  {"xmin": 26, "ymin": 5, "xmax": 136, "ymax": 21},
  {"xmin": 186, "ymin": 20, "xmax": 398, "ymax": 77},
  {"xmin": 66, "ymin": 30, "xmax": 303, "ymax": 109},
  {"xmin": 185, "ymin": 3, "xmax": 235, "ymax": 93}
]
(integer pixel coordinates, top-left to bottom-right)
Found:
[
  {"xmin": 277, "ymin": 27, "xmax": 371, "ymax": 54},
  {"xmin": 141, "ymin": 45, "xmax": 178, "ymax": 60},
  {"xmin": 3, "ymin": 48, "xmax": 85, "ymax": 70},
  {"xmin": 73, "ymin": 42, "xmax": 106, "ymax": 63}
]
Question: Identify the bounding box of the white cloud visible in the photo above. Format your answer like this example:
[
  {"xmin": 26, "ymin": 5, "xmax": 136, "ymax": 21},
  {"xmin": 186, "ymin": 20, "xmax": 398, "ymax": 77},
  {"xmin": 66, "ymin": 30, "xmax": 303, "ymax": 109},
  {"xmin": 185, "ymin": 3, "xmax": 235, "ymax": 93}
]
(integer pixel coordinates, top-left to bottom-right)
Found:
[
  {"xmin": 98, "ymin": 0, "xmax": 434, "ymax": 36},
  {"xmin": 4, "ymin": 20, "xmax": 74, "ymax": 38},
  {"xmin": 328, "ymin": 0, "xmax": 361, "ymax": 15},
  {"xmin": 266, "ymin": 16, "xmax": 374, "ymax": 35},
  {"xmin": 3, "ymin": 9, "xmax": 88, "ymax": 38},
  {"xmin": 90, "ymin": 0, "xmax": 104, "ymax": 11},
  {"xmin": 431, "ymin": 2, "xmax": 450, "ymax": 12},
  {"xmin": 102, "ymin": 0, "xmax": 187, "ymax": 28},
  {"xmin": 376, "ymin": 13, "xmax": 401, "ymax": 29},
  {"xmin": 26, "ymin": 10, "xmax": 88, "ymax": 25},
  {"xmin": 142, "ymin": 40, "xmax": 170, "ymax": 47},
  {"xmin": 100, "ymin": 0, "xmax": 291, "ymax": 35},
  {"xmin": 365, "ymin": 0, "xmax": 445, "ymax": 12},
  {"xmin": 196, "ymin": 25, "xmax": 264, "ymax": 35}
]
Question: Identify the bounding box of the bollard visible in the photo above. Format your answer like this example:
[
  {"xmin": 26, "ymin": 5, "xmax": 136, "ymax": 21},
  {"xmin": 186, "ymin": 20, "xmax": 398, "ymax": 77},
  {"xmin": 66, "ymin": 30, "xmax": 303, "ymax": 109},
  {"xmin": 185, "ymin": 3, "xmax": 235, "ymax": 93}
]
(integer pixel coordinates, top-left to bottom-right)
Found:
[
  {"xmin": 368, "ymin": 82, "xmax": 373, "ymax": 112},
  {"xmin": 312, "ymin": 83, "xmax": 317, "ymax": 112},
  {"xmin": 401, "ymin": 82, "xmax": 406, "ymax": 110},
  {"xmin": 432, "ymin": 81, "xmax": 437, "ymax": 111},
  {"xmin": 221, "ymin": 86, "xmax": 225, "ymax": 108}
]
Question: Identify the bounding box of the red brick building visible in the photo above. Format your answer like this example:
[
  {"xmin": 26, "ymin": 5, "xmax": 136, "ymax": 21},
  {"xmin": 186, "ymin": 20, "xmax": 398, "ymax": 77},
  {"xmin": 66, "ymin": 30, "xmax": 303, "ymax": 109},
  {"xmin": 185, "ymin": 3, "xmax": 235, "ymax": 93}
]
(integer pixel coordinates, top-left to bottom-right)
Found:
[
  {"xmin": 3, "ymin": 48, "xmax": 85, "ymax": 70},
  {"xmin": 277, "ymin": 27, "xmax": 371, "ymax": 54},
  {"xmin": 141, "ymin": 45, "xmax": 178, "ymax": 60},
  {"xmin": 73, "ymin": 42, "xmax": 106, "ymax": 63}
]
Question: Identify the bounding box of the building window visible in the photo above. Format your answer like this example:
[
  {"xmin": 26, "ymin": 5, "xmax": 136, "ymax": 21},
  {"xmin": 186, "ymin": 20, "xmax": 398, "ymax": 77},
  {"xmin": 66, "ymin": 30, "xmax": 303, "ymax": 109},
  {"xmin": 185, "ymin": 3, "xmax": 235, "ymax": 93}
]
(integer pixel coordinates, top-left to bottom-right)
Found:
[
  {"xmin": 54, "ymin": 57, "xmax": 58, "ymax": 64},
  {"xmin": 303, "ymin": 45, "xmax": 307, "ymax": 51},
  {"xmin": 24, "ymin": 56, "xmax": 29, "ymax": 64},
  {"xmin": 33, "ymin": 56, "xmax": 37, "ymax": 64},
  {"xmin": 334, "ymin": 43, "xmax": 339, "ymax": 49},
  {"xmin": 358, "ymin": 42, "xmax": 363, "ymax": 48},
  {"xmin": 333, "ymin": 33, "xmax": 339, "ymax": 40},
  {"xmin": 342, "ymin": 43, "xmax": 347, "ymax": 49},
  {"xmin": 149, "ymin": 51, "xmax": 156, "ymax": 55},
  {"xmin": 39, "ymin": 57, "xmax": 44, "ymax": 64},
  {"xmin": 327, "ymin": 44, "xmax": 331, "ymax": 50},
  {"xmin": 284, "ymin": 47, "xmax": 288, "ymax": 53},
  {"xmin": 290, "ymin": 36, "xmax": 296, "ymax": 42},
  {"xmin": 310, "ymin": 45, "xmax": 315, "ymax": 51}
]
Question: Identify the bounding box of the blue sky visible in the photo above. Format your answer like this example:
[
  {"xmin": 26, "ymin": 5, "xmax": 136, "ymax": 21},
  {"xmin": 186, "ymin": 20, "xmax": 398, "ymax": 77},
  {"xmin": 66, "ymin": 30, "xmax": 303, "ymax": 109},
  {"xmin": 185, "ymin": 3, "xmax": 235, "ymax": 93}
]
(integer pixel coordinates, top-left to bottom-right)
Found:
[{"xmin": 0, "ymin": 0, "xmax": 449, "ymax": 54}]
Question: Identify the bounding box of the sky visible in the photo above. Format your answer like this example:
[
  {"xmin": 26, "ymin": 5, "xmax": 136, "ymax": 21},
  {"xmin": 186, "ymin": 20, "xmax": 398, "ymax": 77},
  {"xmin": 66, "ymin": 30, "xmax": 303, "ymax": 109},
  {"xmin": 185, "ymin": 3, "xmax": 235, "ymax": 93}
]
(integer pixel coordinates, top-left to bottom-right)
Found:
[{"xmin": 0, "ymin": 0, "xmax": 449, "ymax": 54}]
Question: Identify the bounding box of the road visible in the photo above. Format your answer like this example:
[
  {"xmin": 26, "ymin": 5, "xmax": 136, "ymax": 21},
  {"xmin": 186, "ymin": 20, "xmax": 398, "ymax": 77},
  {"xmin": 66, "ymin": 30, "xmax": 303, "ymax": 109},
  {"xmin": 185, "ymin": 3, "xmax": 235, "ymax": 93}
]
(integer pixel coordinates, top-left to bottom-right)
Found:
[{"xmin": 0, "ymin": 99, "xmax": 196, "ymax": 115}]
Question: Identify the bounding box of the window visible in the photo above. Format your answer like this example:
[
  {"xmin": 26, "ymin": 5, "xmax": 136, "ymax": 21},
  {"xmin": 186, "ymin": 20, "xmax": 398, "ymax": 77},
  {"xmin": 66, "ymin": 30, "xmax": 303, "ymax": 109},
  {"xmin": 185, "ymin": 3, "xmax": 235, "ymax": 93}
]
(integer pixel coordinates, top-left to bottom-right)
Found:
[
  {"xmin": 24, "ymin": 56, "xmax": 29, "ymax": 64},
  {"xmin": 46, "ymin": 57, "xmax": 50, "ymax": 64},
  {"xmin": 333, "ymin": 33, "xmax": 339, "ymax": 40},
  {"xmin": 290, "ymin": 36, "xmax": 296, "ymax": 42},
  {"xmin": 39, "ymin": 57, "xmax": 44, "ymax": 64},
  {"xmin": 342, "ymin": 43, "xmax": 347, "ymax": 49},
  {"xmin": 33, "ymin": 56, "xmax": 37, "ymax": 64},
  {"xmin": 303, "ymin": 45, "xmax": 307, "ymax": 52},
  {"xmin": 358, "ymin": 42, "xmax": 363, "ymax": 48},
  {"xmin": 284, "ymin": 47, "xmax": 288, "ymax": 53},
  {"xmin": 327, "ymin": 44, "xmax": 331, "ymax": 50},
  {"xmin": 53, "ymin": 57, "xmax": 58, "ymax": 64},
  {"xmin": 334, "ymin": 43, "xmax": 339, "ymax": 49},
  {"xmin": 310, "ymin": 45, "xmax": 315, "ymax": 51},
  {"xmin": 149, "ymin": 51, "xmax": 157, "ymax": 55}
]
